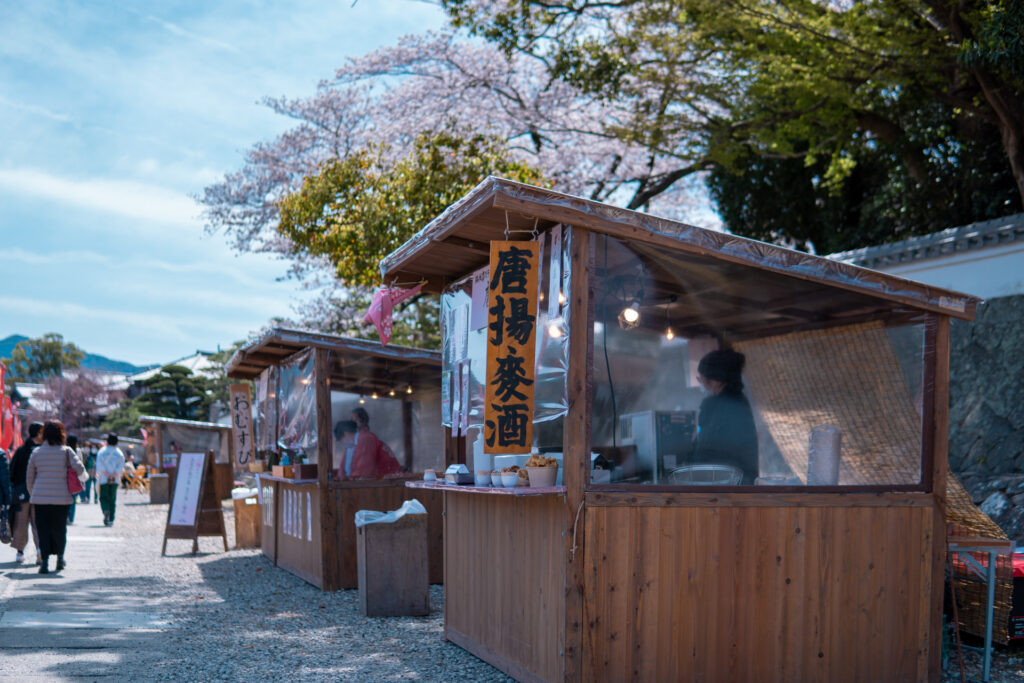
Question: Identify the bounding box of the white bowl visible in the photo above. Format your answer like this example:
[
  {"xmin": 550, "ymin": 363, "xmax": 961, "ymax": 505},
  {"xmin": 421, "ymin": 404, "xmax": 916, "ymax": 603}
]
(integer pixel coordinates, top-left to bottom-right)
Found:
[
  {"xmin": 500, "ymin": 472, "xmax": 518, "ymax": 488},
  {"xmin": 474, "ymin": 471, "xmax": 491, "ymax": 487},
  {"xmin": 526, "ymin": 466, "xmax": 558, "ymax": 487}
]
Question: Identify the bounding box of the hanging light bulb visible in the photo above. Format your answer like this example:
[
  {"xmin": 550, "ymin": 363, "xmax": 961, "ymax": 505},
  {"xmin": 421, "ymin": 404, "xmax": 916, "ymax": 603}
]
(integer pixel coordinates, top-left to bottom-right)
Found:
[
  {"xmin": 558, "ymin": 291, "xmax": 566, "ymax": 305},
  {"xmin": 388, "ymin": 388, "xmax": 396, "ymax": 397},
  {"xmin": 617, "ymin": 300, "xmax": 641, "ymax": 329},
  {"xmin": 539, "ymin": 291, "xmax": 545, "ymax": 302},
  {"xmin": 665, "ymin": 327, "xmax": 675, "ymax": 341},
  {"xmin": 371, "ymin": 391, "xmax": 379, "ymax": 400},
  {"xmin": 406, "ymin": 385, "xmax": 413, "ymax": 395},
  {"xmin": 548, "ymin": 321, "xmax": 563, "ymax": 338},
  {"xmin": 358, "ymin": 395, "xmax": 366, "ymax": 405}
]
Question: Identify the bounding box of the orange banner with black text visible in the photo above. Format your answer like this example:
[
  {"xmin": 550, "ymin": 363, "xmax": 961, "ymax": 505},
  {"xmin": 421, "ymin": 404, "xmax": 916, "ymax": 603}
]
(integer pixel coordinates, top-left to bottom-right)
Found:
[{"xmin": 484, "ymin": 240, "xmax": 539, "ymax": 454}]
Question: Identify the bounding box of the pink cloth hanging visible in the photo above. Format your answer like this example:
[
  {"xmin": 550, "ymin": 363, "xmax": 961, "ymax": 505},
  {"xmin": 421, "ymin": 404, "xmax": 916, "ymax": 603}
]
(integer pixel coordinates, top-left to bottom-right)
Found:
[{"xmin": 363, "ymin": 283, "xmax": 424, "ymax": 344}]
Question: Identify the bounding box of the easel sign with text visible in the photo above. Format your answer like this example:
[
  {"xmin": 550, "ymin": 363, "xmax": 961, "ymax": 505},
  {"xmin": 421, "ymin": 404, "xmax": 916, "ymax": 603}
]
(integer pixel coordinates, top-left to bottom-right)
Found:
[
  {"xmin": 484, "ymin": 240, "xmax": 539, "ymax": 454},
  {"xmin": 161, "ymin": 450, "xmax": 229, "ymax": 556}
]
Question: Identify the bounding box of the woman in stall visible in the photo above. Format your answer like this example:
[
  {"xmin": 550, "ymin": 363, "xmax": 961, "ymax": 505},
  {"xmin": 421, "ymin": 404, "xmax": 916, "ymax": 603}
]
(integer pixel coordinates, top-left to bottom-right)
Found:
[
  {"xmin": 345, "ymin": 407, "xmax": 404, "ymax": 479},
  {"xmin": 694, "ymin": 349, "xmax": 759, "ymax": 484}
]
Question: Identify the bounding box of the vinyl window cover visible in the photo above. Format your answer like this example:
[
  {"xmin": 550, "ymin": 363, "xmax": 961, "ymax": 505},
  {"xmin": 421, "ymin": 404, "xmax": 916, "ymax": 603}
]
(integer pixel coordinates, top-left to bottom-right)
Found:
[{"xmin": 587, "ymin": 234, "xmax": 929, "ymax": 491}]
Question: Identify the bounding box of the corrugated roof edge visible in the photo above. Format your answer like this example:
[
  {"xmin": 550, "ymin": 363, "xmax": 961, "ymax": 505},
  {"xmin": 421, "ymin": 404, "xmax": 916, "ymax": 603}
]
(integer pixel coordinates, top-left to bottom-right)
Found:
[
  {"xmin": 137, "ymin": 415, "xmax": 229, "ymax": 430},
  {"xmin": 829, "ymin": 213, "xmax": 1024, "ymax": 270},
  {"xmin": 224, "ymin": 326, "xmax": 441, "ymax": 377},
  {"xmin": 379, "ymin": 176, "xmax": 983, "ymax": 320}
]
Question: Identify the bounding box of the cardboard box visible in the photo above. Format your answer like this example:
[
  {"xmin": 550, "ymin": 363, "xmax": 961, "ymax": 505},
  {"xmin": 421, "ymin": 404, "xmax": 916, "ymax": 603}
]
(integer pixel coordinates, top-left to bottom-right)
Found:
[{"xmin": 272, "ymin": 465, "xmax": 294, "ymax": 478}]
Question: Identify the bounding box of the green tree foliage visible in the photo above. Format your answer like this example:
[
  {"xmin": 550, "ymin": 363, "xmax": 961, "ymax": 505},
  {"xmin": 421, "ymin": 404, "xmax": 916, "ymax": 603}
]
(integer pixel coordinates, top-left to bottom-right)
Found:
[
  {"xmin": 2, "ymin": 333, "xmax": 85, "ymax": 384},
  {"xmin": 98, "ymin": 401, "xmax": 143, "ymax": 436},
  {"xmin": 709, "ymin": 103, "xmax": 1021, "ymax": 253},
  {"xmin": 134, "ymin": 365, "xmax": 213, "ymax": 421},
  {"xmin": 445, "ymin": 0, "xmax": 1024, "ymax": 246},
  {"xmin": 277, "ymin": 131, "xmax": 546, "ymax": 288}
]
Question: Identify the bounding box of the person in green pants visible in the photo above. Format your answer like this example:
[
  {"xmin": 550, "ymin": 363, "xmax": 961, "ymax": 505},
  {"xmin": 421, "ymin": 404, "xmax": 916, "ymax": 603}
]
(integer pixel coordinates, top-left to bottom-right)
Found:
[{"xmin": 95, "ymin": 433, "xmax": 125, "ymax": 527}]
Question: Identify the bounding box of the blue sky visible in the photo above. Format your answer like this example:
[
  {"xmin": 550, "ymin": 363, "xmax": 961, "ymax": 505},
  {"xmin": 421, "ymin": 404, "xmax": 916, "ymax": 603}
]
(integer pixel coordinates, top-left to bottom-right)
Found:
[{"xmin": 0, "ymin": 0, "xmax": 445, "ymax": 366}]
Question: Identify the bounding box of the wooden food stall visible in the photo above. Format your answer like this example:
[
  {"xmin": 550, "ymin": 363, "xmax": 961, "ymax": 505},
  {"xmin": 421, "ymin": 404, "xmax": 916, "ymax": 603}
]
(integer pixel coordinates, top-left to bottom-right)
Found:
[
  {"xmin": 382, "ymin": 177, "xmax": 982, "ymax": 682},
  {"xmin": 225, "ymin": 328, "xmax": 445, "ymax": 591},
  {"xmin": 139, "ymin": 415, "xmax": 234, "ymax": 501}
]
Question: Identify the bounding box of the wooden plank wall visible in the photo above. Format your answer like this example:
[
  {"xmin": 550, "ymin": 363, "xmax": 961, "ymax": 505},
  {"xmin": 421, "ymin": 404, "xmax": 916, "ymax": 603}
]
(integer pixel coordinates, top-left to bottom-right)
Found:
[
  {"xmin": 322, "ymin": 482, "xmax": 444, "ymax": 590},
  {"xmin": 444, "ymin": 494, "xmax": 566, "ymax": 683},
  {"xmin": 259, "ymin": 477, "xmax": 277, "ymax": 563},
  {"xmin": 275, "ymin": 482, "xmax": 322, "ymax": 588},
  {"xmin": 583, "ymin": 505, "xmax": 935, "ymax": 682}
]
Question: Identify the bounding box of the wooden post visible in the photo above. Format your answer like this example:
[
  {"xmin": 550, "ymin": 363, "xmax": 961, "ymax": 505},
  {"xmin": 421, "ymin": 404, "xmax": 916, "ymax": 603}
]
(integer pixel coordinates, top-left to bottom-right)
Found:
[
  {"xmin": 925, "ymin": 315, "xmax": 950, "ymax": 682},
  {"xmin": 562, "ymin": 226, "xmax": 592, "ymax": 681},
  {"xmin": 402, "ymin": 399, "xmax": 414, "ymax": 471},
  {"xmin": 155, "ymin": 422, "xmax": 163, "ymax": 469},
  {"xmin": 315, "ymin": 348, "xmax": 339, "ymax": 591}
]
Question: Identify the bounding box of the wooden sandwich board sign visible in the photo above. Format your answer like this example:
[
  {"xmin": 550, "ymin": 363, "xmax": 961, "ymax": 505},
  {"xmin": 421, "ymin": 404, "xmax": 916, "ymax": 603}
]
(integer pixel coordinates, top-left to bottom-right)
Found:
[{"xmin": 161, "ymin": 450, "xmax": 228, "ymax": 556}]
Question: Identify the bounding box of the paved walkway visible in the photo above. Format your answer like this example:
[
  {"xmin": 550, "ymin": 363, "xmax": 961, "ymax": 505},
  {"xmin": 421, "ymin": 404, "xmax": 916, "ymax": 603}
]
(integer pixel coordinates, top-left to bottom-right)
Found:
[{"xmin": 0, "ymin": 493, "xmax": 170, "ymax": 680}]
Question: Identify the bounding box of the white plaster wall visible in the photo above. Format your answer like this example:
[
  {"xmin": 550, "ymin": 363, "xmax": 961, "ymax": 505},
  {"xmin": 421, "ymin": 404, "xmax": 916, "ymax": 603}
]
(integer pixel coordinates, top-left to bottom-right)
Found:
[{"xmin": 872, "ymin": 242, "xmax": 1024, "ymax": 300}]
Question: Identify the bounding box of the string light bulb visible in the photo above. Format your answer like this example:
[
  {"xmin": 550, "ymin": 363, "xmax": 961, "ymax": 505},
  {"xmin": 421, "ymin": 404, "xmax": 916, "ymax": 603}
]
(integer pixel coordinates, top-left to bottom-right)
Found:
[
  {"xmin": 371, "ymin": 391, "xmax": 379, "ymax": 400},
  {"xmin": 358, "ymin": 395, "xmax": 366, "ymax": 405},
  {"xmin": 406, "ymin": 385, "xmax": 414, "ymax": 395},
  {"xmin": 665, "ymin": 327, "xmax": 675, "ymax": 341},
  {"xmin": 558, "ymin": 291, "xmax": 566, "ymax": 305},
  {"xmin": 388, "ymin": 388, "xmax": 396, "ymax": 397}
]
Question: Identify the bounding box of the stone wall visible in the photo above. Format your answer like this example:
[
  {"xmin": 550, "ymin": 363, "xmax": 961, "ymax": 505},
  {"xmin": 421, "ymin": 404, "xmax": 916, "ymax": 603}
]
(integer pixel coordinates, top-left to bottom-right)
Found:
[{"xmin": 948, "ymin": 293, "xmax": 1024, "ymax": 541}]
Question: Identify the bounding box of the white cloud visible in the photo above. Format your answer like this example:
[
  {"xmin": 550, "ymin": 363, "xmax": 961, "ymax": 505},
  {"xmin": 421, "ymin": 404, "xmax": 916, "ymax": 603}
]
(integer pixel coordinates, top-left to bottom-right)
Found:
[
  {"xmin": 0, "ymin": 167, "xmax": 199, "ymax": 227},
  {"xmin": 142, "ymin": 14, "xmax": 241, "ymax": 54},
  {"xmin": 0, "ymin": 296, "xmax": 192, "ymax": 342},
  {"xmin": 0, "ymin": 95, "xmax": 72, "ymax": 123}
]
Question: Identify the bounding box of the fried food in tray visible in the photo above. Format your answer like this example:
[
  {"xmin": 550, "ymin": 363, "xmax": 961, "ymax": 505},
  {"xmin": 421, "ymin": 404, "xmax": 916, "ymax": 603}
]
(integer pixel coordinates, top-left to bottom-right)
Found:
[{"xmin": 523, "ymin": 454, "xmax": 558, "ymax": 468}]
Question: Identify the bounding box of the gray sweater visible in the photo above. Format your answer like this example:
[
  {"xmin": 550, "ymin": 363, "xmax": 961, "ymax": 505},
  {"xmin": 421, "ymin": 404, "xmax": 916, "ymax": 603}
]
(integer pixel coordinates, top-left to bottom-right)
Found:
[{"xmin": 27, "ymin": 444, "xmax": 86, "ymax": 505}]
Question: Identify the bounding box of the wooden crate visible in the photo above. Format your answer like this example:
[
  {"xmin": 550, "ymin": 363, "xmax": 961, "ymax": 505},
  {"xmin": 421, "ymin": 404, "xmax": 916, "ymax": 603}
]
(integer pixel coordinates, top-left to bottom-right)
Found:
[
  {"xmin": 233, "ymin": 497, "xmax": 261, "ymax": 548},
  {"xmin": 357, "ymin": 513, "xmax": 429, "ymax": 617}
]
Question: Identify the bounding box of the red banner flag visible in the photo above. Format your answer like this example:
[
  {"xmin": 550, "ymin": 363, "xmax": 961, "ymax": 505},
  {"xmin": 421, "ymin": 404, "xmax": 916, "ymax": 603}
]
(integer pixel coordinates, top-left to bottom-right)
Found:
[{"xmin": 0, "ymin": 394, "xmax": 13, "ymax": 451}]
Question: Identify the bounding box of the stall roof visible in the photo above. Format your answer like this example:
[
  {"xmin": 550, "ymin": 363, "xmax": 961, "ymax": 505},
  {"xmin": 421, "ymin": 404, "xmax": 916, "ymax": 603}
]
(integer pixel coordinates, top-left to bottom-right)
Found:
[
  {"xmin": 379, "ymin": 177, "xmax": 981, "ymax": 321},
  {"xmin": 224, "ymin": 327, "xmax": 441, "ymax": 393},
  {"xmin": 138, "ymin": 415, "xmax": 231, "ymax": 431}
]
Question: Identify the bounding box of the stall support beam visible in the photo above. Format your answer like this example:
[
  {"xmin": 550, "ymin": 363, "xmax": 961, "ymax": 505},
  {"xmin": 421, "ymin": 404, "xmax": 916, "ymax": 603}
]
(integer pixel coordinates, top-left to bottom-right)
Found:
[
  {"xmin": 925, "ymin": 315, "xmax": 950, "ymax": 683},
  {"xmin": 155, "ymin": 423, "xmax": 163, "ymax": 469},
  {"xmin": 315, "ymin": 348, "xmax": 340, "ymax": 591},
  {"xmin": 562, "ymin": 226, "xmax": 593, "ymax": 681},
  {"xmin": 402, "ymin": 400, "xmax": 414, "ymax": 472}
]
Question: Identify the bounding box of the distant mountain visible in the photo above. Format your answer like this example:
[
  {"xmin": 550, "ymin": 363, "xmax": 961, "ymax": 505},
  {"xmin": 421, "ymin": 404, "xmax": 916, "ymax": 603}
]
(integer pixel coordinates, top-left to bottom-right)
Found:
[{"xmin": 0, "ymin": 334, "xmax": 152, "ymax": 375}]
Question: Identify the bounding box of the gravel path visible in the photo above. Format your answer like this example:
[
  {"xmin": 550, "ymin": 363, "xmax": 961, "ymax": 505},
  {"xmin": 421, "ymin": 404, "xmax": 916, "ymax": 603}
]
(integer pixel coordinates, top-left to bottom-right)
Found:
[
  {"xmin": 2, "ymin": 491, "xmax": 1023, "ymax": 681},
  {"xmin": 1, "ymin": 491, "xmax": 509, "ymax": 682}
]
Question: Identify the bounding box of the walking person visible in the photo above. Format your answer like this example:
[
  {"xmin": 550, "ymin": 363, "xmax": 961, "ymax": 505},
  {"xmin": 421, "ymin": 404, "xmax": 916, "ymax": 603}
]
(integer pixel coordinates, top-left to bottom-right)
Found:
[
  {"xmin": 26, "ymin": 420, "xmax": 86, "ymax": 574},
  {"xmin": 9, "ymin": 421, "xmax": 44, "ymax": 564},
  {"xmin": 80, "ymin": 445, "xmax": 97, "ymax": 504},
  {"xmin": 96, "ymin": 433, "xmax": 125, "ymax": 527}
]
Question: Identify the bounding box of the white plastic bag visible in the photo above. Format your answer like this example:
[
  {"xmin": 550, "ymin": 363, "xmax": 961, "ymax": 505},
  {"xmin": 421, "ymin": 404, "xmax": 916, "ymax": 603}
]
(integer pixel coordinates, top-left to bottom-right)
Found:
[{"xmin": 354, "ymin": 498, "xmax": 427, "ymax": 527}]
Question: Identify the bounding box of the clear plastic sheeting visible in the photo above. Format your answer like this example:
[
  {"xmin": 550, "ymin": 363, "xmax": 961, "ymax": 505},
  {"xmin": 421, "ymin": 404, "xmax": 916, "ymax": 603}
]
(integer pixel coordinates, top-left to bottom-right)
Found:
[
  {"xmin": 277, "ymin": 348, "xmax": 317, "ymax": 461},
  {"xmin": 439, "ymin": 227, "xmax": 570, "ymax": 432},
  {"xmin": 329, "ymin": 390, "xmax": 444, "ymax": 475},
  {"xmin": 255, "ymin": 366, "xmax": 279, "ymax": 454},
  {"xmin": 589, "ymin": 233, "xmax": 927, "ymax": 488},
  {"xmin": 354, "ymin": 499, "xmax": 427, "ymax": 527}
]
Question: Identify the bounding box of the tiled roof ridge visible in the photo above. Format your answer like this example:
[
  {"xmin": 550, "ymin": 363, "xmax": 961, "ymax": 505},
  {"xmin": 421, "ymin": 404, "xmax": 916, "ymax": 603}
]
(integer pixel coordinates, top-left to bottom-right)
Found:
[{"xmin": 830, "ymin": 213, "xmax": 1024, "ymax": 268}]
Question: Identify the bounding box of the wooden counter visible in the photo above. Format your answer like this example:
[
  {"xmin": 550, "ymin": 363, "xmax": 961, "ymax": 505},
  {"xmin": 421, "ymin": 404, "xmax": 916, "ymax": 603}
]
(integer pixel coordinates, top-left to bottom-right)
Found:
[
  {"xmin": 259, "ymin": 474, "xmax": 443, "ymax": 590},
  {"xmin": 418, "ymin": 482, "xmax": 567, "ymax": 682}
]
